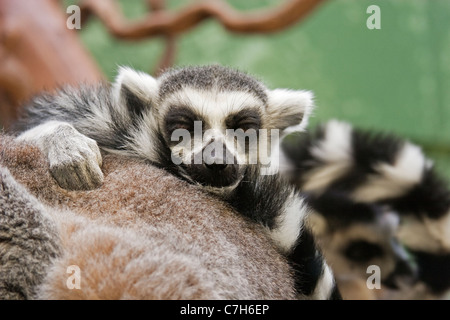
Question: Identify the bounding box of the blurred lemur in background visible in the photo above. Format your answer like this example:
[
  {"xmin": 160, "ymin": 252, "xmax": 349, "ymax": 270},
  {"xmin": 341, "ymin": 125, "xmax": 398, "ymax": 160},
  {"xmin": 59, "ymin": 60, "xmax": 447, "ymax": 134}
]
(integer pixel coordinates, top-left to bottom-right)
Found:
[
  {"xmin": 283, "ymin": 120, "xmax": 450, "ymax": 299},
  {"xmin": 13, "ymin": 65, "xmax": 340, "ymax": 299}
]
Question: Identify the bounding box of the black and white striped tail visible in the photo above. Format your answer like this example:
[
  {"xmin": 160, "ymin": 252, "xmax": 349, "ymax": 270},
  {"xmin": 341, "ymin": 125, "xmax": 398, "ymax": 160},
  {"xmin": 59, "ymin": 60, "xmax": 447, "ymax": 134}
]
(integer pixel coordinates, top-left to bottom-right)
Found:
[
  {"xmin": 228, "ymin": 171, "xmax": 340, "ymax": 299},
  {"xmin": 283, "ymin": 119, "xmax": 450, "ymax": 295},
  {"xmin": 288, "ymin": 228, "xmax": 341, "ymax": 300}
]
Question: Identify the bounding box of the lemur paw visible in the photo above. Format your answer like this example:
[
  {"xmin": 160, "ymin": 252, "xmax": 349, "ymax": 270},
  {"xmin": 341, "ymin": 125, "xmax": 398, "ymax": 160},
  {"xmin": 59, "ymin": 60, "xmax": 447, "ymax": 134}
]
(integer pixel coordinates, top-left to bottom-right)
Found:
[
  {"xmin": 45, "ymin": 126, "xmax": 103, "ymax": 191},
  {"xmin": 17, "ymin": 121, "xmax": 104, "ymax": 191}
]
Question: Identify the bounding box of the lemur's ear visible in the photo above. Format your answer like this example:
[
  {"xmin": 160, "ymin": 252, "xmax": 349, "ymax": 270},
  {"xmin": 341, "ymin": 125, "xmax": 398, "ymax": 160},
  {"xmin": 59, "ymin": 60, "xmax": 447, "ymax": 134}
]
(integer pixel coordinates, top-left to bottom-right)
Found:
[
  {"xmin": 265, "ymin": 89, "xmax": 314, "ymax": 137},
  {"xmin": 113, "ymin": 66, "xmax": 159, "ymax": 117}
]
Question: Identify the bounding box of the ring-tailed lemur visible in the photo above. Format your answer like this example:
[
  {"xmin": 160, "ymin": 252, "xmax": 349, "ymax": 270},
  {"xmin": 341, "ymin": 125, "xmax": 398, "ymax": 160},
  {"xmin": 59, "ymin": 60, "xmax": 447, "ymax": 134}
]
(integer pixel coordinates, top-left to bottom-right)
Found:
[
  {"xmin": 282, "ymin": 120, "xmax": 450, "ymax": 299},
  {"xmin": 13, "ymin": 65, "xmax": 340, "ymax": 299},
  {"xmin": 304, "ymin": 192, "xmax": 417, "ymax": 292}
]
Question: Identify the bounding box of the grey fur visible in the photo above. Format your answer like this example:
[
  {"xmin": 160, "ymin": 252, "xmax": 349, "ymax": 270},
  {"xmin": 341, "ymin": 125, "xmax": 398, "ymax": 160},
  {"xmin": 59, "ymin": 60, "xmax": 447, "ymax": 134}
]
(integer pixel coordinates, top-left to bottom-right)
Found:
[
  {"xmin": 0, "ymin": 167, "xmax": 61, "ymax": 299},
  {"xmin": 0, "ymin": 137, "xmax": 296, "ymax": 299},
  {"xmin": 158, "ymin": 65, "xmax": 269, "ymax": 104}
]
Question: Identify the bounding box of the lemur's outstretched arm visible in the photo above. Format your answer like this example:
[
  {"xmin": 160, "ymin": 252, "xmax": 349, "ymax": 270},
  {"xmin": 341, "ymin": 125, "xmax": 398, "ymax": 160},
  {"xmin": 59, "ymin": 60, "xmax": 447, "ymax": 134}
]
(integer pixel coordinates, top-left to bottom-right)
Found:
[
  {"xmin": 16, "ymin": 120, "xmax": 104, "ymax": 190},
  {"xmin": 13, "ymin": 73, "xmax": 159, "ymax": 190}
]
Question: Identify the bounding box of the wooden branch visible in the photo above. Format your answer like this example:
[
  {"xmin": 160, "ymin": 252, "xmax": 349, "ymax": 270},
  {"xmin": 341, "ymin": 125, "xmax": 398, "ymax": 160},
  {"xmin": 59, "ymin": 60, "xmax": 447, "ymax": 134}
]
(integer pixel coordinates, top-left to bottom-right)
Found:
[
  {"xmin": 146, "ymin": 0, "xmax": 165, "ymax": 12},
  {"xmin": 154, "ymin": 34, "xmax": 177, "ymax": 76},
  {"xmin": 79, "ymin": 0, "xmax": 326, "ymax": 40},
  {"xmin": 144, "ymin": 0, "xmax": 177, "ymax": 75}
]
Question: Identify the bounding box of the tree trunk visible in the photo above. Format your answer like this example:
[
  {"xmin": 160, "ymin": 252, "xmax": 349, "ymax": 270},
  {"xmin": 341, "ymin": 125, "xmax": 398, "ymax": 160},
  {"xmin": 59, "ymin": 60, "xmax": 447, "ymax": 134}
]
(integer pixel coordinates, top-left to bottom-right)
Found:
[{"xmin": 0, "ymin": 0, "xmax": 103, "ymax": 129}]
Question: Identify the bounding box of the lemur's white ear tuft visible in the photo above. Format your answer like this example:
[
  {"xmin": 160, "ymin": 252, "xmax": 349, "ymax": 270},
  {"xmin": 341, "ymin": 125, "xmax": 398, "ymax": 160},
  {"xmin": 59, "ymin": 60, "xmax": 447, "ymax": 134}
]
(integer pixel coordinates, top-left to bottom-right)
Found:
[
  {"xmin": 113, "ymin": 66, "xmax": 159, "ymax": 116},
  {"xmin": 265, "ymin": 89, "xmax": 315, "ymax": 137}
]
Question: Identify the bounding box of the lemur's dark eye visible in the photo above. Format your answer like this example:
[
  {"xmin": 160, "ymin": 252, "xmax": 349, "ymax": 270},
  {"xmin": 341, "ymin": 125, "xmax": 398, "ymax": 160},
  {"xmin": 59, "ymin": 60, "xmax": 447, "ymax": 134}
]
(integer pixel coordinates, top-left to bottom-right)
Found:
[
  {"xmin": 226, "ymin": 108, "xmax": 261, "ymax": 132},
  {"xmin": 344, "ymin": 240, "xmax": 383, "ymax": 263},
  {"xmin": 165, "ymin": 117, "xmax": 194, "ymax": 134},
  {"xmin": 164, "ymin": 106, "xmax": 204, "ymax": 135},
  {"xmin": 172, "ymin": 120, "xmax": 193, "ymax": 131},
  {"xmin": 235, "ymin": 119, "xmax": 260, "ymax": 132}
]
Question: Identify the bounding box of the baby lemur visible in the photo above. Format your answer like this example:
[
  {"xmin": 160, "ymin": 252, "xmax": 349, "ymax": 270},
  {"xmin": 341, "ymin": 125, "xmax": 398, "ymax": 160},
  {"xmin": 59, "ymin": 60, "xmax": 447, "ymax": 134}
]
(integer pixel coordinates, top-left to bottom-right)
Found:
[{"xmin": 13, "ymin": 65, "xmax": 340, "ymax": 299}]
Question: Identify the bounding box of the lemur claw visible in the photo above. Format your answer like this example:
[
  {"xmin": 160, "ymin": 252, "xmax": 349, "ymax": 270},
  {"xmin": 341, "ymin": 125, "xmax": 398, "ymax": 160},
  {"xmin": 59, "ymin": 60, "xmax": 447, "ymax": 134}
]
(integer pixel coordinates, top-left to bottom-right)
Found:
[{"xmin": 46, "ymin": 127, "xmax": 103, "ymax": 191}]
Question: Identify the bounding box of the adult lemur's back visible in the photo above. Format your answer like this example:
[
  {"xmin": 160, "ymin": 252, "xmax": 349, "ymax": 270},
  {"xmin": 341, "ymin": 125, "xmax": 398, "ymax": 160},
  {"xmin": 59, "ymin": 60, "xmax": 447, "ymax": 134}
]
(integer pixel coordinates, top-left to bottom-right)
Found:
[{"xmin": 13, "ymin": 65, "xmax": 340, "ymax": 299}]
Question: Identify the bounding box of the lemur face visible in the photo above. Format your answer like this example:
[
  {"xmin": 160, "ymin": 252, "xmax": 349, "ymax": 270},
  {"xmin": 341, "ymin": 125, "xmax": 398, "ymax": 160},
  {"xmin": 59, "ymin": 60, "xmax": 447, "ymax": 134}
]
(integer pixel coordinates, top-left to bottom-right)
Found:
[
  {"xmin": 160, "ymin": 87, "xmax": 264, "ymax": 188},
  {"xmin": 309, "ymin": 210, "xmax": 417, "ymax": 289},
  {"xmin": 114, "ymin": 65, "xmax": 314, "ymax": 191}
]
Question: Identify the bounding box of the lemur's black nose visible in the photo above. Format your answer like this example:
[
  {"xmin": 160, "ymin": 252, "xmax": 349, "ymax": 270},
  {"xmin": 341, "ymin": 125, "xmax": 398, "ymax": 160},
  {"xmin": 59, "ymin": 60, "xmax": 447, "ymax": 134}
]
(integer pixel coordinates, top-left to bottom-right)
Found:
[{"xmin": 205, "ymin": 163, "xmax": 228, "ymax": 171}]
